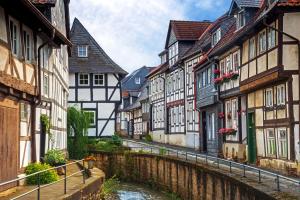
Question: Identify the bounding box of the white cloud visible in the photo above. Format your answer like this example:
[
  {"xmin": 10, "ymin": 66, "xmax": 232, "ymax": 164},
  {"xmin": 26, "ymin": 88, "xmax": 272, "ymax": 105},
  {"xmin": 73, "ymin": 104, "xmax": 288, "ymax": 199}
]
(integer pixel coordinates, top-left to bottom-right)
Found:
[{"xmin": 69, "ymin": 0, "xmax": 227, "ymax": 73}]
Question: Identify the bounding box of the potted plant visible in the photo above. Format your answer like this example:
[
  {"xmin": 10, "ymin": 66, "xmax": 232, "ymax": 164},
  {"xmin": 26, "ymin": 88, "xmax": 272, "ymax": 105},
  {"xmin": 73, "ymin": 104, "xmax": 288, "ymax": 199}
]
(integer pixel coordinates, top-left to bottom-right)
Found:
[
  {"xmin": 44, "ymin": 149, "xmax": 66, "ymax": 175},
  {"xmin": 85, "ymin": 156, "xmax": 96, "ymax": 169}
]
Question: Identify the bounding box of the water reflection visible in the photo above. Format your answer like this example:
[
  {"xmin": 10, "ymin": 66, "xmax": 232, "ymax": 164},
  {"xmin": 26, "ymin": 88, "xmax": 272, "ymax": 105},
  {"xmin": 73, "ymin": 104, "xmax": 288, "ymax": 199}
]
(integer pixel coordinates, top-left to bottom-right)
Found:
[{"xmin": 116, "ymin": 183, "xmax": 169, "ymax": 200}]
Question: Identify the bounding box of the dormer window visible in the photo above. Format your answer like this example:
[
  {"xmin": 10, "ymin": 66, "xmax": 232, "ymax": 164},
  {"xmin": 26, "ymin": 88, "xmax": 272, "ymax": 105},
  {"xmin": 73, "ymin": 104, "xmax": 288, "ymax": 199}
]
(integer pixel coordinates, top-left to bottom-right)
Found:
[
  {"xmin": 169, "ymin": 42, "xmax": 178, "ymax": 66},
  {"xmin": 78, "ymin": 45, "xmax": 88, "ymax": 57},
  {"xmin": 212, "ymin": 28, "xmax": 221, "ymax": 47},
  {"xmin": 161, "ymin": 53, "xmax": 167, "ymax": 64},
  {"xmin": 237, "ymin": 10, "xmax": 245, "ymax": 29},
  {"xmin": 135, "ymin": 77, "xmax": 140, "ymax": 84}
]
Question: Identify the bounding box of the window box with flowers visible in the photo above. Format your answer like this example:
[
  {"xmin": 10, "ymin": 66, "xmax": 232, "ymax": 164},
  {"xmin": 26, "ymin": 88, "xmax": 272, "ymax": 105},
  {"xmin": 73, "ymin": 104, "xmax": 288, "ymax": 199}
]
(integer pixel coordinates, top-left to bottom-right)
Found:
[
  {"xmin": 213, "ymin": 69, "xmax": 220, "ymax": 75},
  {"xmin": 218, "ymin": 128, "xmax": 237, "ymax": 135},
  {"xmin": 214, "ymin": 77, "xmax": 223, "ymax": 85},
  {"xmin": 222, "ymin": 73, "xmax": 231, "ymax": 82},
  {"xmin": 218, "ymin": 112, "xmax": 225, "ymax": 119},
  {"xmin": 230, "ymin": 71, "xmax": 239, "ymax": 80}
]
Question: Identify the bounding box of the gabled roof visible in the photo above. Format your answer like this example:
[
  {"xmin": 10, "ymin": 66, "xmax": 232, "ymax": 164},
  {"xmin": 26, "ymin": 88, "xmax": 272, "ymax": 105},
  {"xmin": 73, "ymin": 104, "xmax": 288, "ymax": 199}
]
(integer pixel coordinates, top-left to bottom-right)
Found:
[
  {"xmin": 165, "ymin": 20, "xmax": 211, "ymax": 48},
  {"xmin": 146, "ymin": 62, "xmax": 168, "ymax": 78},
  {"xmin": 229, "ymin": 0, "xmax": 262, "ymax": 15},
  {"xmin": 121, "ymin": 66, "xmax": 154, "ymax": 91},
  {"xmin": 69, "ymin": 18, "xmax": 128, "ymax": 75}
]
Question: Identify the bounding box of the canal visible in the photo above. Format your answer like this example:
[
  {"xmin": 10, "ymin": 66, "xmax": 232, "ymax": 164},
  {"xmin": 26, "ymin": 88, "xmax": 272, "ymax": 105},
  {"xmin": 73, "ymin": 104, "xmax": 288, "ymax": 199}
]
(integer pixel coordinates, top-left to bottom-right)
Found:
[{"xmin": 114, "ymin": 182, "xmax": 177, "ymax": 200}]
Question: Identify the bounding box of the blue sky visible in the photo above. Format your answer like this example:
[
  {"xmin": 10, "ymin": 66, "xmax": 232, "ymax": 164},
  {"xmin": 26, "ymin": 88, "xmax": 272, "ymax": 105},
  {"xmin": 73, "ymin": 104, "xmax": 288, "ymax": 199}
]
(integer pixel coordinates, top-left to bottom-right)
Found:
[{"xmin": 70, "ymin": 0, "xmax": 231, "ymax": 73}]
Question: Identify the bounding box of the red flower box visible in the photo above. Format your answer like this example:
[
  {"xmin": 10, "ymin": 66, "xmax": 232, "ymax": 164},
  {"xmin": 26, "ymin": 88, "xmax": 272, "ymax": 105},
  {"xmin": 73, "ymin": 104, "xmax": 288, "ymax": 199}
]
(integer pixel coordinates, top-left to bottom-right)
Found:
[
  {"xmin": 218, "ymin": 128, "xmax": 237, "ymax": 135},
  {"xmin": 213, "ymin": 69, "xmax": 220, "ymax": 75},
  {"xmin": 218, "ymin": 112, "xmax": 225, "ymax": 119},
  {"xmin": 214, "ymin": 77, "xmax": 223, "ymax": 84}
]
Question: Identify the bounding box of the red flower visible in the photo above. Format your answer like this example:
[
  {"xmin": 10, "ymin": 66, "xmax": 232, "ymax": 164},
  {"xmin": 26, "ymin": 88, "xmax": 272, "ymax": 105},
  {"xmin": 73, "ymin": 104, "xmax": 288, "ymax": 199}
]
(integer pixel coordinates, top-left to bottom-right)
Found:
[
  {"xmin": 213, "ymin": 69, "xmax": 220, "ymax": 75},
  {"xmin": 218, "ymin": 112, "xmax": 225, "ymax": 119},
  {"xmin": 214, "ymin": 77, "xmax": 223, "ymax": 84},
  {"xmin": 218, "ymin": 128, "xmax": 237, "ymax": 135}
]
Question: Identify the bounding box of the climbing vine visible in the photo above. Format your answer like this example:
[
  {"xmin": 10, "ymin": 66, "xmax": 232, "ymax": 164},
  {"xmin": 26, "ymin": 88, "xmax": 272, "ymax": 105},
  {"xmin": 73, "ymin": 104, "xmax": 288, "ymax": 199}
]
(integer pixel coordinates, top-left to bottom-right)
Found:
[{"xmin": 40, "ymin": 114, "xmax": 54, "ymax": 147}]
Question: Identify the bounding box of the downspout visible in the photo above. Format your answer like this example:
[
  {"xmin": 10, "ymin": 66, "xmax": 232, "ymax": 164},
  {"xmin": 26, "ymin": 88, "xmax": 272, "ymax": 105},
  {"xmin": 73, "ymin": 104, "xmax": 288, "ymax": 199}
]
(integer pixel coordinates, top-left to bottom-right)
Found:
[
  {"xmin": 33, "ymin": 29, "xmax": 56, "ymax": 161},
  {"xmin": 263, "ymin": 18, "xmax": 300, "ymax": 161}
]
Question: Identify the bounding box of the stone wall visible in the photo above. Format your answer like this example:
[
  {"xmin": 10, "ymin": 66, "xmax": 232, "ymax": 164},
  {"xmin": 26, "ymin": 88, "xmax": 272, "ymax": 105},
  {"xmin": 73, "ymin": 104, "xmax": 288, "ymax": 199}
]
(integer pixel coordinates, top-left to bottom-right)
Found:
[{"xmin": 91, "ymin": 151, "xmax": 276, "ymax": 200}]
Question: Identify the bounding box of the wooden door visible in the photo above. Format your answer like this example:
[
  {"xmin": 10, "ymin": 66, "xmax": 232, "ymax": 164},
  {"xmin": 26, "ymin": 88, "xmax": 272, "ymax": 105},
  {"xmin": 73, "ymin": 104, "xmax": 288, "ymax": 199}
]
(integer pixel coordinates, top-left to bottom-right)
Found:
[
  {"xmin": 0, "ymin": 99, "xmax": 19, "ymax": 192},
  {"xmin": 247, "ymin": 112, "xmax": 256, "ymax": 164}
]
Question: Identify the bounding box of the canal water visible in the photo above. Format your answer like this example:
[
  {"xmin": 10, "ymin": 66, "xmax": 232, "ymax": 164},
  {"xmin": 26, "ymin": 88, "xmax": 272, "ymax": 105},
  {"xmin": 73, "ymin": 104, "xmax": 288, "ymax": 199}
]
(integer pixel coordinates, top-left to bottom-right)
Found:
[{"xmin": 115, "ymin": 182, "xmax": 173, "ymax": 200}]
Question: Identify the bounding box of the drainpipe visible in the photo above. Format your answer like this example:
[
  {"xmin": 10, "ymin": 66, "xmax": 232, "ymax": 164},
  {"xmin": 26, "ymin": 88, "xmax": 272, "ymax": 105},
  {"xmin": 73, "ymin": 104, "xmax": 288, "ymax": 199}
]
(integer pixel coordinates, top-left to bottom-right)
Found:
[
  {"xmin": 32, "ymin": 29, "xmax": 56, "ymax": 162},
  {"xmin": 263, "ymin": 18, "xmax": 300, "ymax": 161}
]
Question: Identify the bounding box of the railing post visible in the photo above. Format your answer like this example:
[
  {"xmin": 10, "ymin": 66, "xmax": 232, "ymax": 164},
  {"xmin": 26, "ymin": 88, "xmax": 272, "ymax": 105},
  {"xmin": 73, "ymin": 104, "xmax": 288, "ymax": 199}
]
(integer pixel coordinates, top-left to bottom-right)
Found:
[
  {"xmin": 276, "ymin": 175, "xmax": 280, "ymax": 191},
  {"xmin": 82, "ymin": 160, "xmax": 86, "ymax": 184},
  {"xmin": 243, "ymin": 165, "xmax": 246, "ymax": 177},
  {"xmin": 217, "ymin": 158, "xmax": 219, "ymax": 169},
  {"xmin": 151, "ymin": 147, "xmax": 153, "ymax": 154},
  {"xmin": 37, "ymin": 173, "xmax": 40, "ymax": 200},
  {"xmin": 64, "ymin": 165, "xmax": 67, "ymax": 194},
  {"xmin": 258, "ymin": 170, "xmax": 261, "ymax": 183},
  {"xmin": 205, "ymin": 154, "xmax": 208, "ymax": 165},
  {"xmin": 229, "ymin": 161, "xmax": 232, "ymax": 173}
]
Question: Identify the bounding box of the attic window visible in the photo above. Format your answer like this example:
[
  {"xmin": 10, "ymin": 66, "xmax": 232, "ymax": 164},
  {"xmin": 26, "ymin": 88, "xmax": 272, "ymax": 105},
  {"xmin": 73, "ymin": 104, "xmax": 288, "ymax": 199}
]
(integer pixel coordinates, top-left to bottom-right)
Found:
[
  {"xmin": 78, "ymin": 45, "xmax": 88, "ymax": 57},
  {"xmin": 212, "ymin": 28, "xmax": 221, "ymax": 47},
  {"xmin": 135, "ymin": 77, "xmax": 141, "ymax": 84},
  {"xmin": 237, "ymin": 10, "xmax": 245, "ymax": 29}
]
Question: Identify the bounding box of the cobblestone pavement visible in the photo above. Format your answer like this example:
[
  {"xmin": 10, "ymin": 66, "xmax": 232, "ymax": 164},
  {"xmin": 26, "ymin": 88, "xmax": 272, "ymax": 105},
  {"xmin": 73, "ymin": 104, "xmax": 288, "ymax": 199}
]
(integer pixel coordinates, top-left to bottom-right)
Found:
[{"xmin": 123, "ymin": 139, "xmax": 300, "ymax": 199}]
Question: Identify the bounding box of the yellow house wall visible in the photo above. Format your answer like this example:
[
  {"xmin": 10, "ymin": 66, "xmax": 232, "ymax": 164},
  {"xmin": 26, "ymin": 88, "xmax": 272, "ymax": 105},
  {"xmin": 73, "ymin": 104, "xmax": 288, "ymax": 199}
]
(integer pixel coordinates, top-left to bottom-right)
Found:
[
  {"xmin": 255, "ymin": 90, "xmax": 263, "ymax": 107},
  {"xmin": 257, "ymin": 55, "xmax": 267, "ymax": 74},
  {"xmin": 0, "ymin": 7, "xmax": 7, "ymax": 42},
  {"xmin": 255, "ymin": 109, "xmax": 263, "ymax": 126},
  {"xmin": 292, "ymin": 75, "xmax": 299, "ymax": 101},
  {"xmin": 283, "ymin": 45, "xmax": 298, "ymax": 70},
  {"xmin": 283, "ymin": 12, "xmax": 300, "ymax": 42},
  {"xmin": 242, "ymin": 41, "xmax": 249, "ymax": 64},
  {"xmin": 0, "ymin": 45, "xmax": 8, "ymax": 71},
  {"xmin": 256, "ymin": 129, "xmax": 265, "ymax": 157},
  {"xmin": 248, "ymin": 92, "xmax": 255, "ymax": 108},
  {"xmin": 268, "ymin": 49, "xmax": 277, "ymax": 69},
  {"xmin": 241, "ymin": 64, "xmax": 248, "ymax": 81},
  {"xmin": 248, "ymin": 61, "xmax": 256, "ymax": 77}
]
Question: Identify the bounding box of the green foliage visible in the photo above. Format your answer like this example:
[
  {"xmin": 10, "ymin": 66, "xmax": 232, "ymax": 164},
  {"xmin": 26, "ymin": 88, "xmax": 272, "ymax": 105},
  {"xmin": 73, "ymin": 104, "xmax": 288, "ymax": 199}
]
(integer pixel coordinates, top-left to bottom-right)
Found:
[
  {"xmin": 44, "ymin": 149, "xmax": 66, "ymax": 166},
  {"xmin": 100, "ymin": 175, "xmax": 120, "ymax": 200},
  {"xmin": 159, "ymin": 147, "xmax": 167, "ymax": 155},
  {"xmin": 110, "ymin": 135, "xmax": 122, "ymax": 146},
  {"xmin": 144, "ymin": 134, "xmax": 153, "ymax": 142},
  {"xmin": 88, "ymin": 136, "xmax": 127, "ymax": 152},
  {"xmin": 25, "ymin": 163, "xmax": 59, "ymax": 185},
  {"xmin": 67, "ymin": 106, "xmax": 90, "ymax": 159},
  {"xmin": 40, "ymin": 114, "xmax": 54, "ymax": 146},
  {"xmin": 165, "ymin": 192, "xmax": 181, "ymax": 200}
]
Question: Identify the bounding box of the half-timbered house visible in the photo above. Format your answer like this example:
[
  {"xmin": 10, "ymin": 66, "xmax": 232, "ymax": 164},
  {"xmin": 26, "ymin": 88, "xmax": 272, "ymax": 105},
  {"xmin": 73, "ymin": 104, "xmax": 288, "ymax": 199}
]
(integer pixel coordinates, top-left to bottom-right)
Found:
[
  {"xmin": 194, "ymin": 15, "xmax": 235, "ymax": 156},
  {"xmin": 68, "ymin": 18, "xmax": 127, "ymax": 137},
  {"xmin": 0, "ymin": 0, "xmax": 71, "ymax": 191}
]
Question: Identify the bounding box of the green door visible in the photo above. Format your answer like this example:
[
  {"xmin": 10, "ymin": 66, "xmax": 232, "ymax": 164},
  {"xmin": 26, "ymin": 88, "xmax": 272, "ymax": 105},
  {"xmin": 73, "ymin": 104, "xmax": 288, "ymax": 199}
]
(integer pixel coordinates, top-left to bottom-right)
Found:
[{"xmin": 247, "ymin": 112, "xmax": 256, "ymax": 164}]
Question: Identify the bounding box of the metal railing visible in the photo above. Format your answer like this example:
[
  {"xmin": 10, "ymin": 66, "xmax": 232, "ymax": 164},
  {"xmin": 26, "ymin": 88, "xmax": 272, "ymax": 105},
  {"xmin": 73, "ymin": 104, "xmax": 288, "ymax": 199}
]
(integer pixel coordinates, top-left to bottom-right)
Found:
[
  {"xmin": 0, "ymin": 160, "xmax": 86, "ymax": 200},
  {"xmin": 123, "ymin": 140, "xmax": 300, "ymax": 192}
]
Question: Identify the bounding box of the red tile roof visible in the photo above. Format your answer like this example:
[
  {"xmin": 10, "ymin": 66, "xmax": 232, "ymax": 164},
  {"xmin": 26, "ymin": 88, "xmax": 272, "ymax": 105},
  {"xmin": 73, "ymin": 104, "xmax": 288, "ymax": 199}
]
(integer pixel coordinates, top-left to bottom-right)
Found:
[
  {"xmin": 278, "ymin": 0, "xmax": 300, "ymax": 6},
  {"xmin": 171, "ymin": 20, "xmax": 211, "ymax": 41},
  {"xmin": 146, "ymin": 62, "xmax": 168, "ymax": 78}
]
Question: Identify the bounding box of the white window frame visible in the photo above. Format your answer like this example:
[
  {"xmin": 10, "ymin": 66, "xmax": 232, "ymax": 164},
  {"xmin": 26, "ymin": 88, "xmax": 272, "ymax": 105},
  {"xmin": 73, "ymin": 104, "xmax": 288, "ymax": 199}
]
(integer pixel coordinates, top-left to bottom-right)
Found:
[
  {"xmin": 85, "ymin": 110, "xmax": 96, "ymax": 126},
  {"xmin": 78, "ymin": 45, "xmax": 88, "ymax": 57},
  {"xmin": 169, "ymin": 42, "xmax": 178, "ymax": 66},
  {"xmin": 207, "ymin": 67, "xmax": 211, "ymax": 85},
  {"xmin": 278, "ymin": 128, "xmax": 287, "ymax": 158},
  {"xmin": 23, "ymin": 26, "xmax": 32, "ymax": 62},
  {"xmin": 20, "ymin": 103, "xmax": 28, "ymax": 121},
  {"xmin": 9, "ymin": 17, "xmax": 19, "ymax": 56},
  {"xmin": 259, "ymin": 30, "xmax": 267, "ymax": 53},
  {"xmin": 78, "ymin": 73, "xmax": 90, "ymax": 86},
  {"xmin": 43, "ymin": 75, "xmax": 49, "ymax": 97},
  {"xmin": 237, "ymin": 10, "xmax": 245, "ymax": 29},
  {"xmin": 249, "ymin": 37, "xmax": 256, "ymax": 59},
  {"xmin": 94, "ymin": 74, "xmax": 104, "ymax": 86},
  {"xmin": 208, "ymin": 113, "xmax": 215, "ymax": 140},
  {"xmin": 232, "ymin": 51, "xmax": 240, "ymax": 72},
  {"xmin": 268, "ymin": 24, "xmax": 276, "ymax": 49},
  {"xmin": 265, "ymin": 88, "xmax": 273, "ymax": 107},
  {"xmin": 212, "ymin": 28, "xmax": 221, "ymax": 47},
  {"xmin": 277, "ymin": 84, "xmax": 285, "ymax": 105},
  {"xmin": 135, "ymin": 77, "xmax": 141, "ymax": 84},
  {"xmin": 267, "ymin": 128, "xmax": 276, "ymax": 156}
]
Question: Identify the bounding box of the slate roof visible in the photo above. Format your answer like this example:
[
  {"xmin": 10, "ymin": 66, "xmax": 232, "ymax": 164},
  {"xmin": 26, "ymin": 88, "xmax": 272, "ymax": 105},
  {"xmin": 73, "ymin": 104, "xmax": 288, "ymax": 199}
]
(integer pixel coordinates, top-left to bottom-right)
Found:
[
  {"xmin": 233, "ymin": 0, "xmax": 262, "ymax": 8},
  {"xmin": 121, "ymin": 66, "xmax": 154, "ymax": 91},
  {"xmin": 170, "ymin": 20, "xmax": 211, "ymax": 41},
  {"xmin": 69, "ymin": 18, "xmax": 128, "ymax": 75},
  {"xmin": 124, "ymin": 82, "xmax": 149, "ymax": 111}
]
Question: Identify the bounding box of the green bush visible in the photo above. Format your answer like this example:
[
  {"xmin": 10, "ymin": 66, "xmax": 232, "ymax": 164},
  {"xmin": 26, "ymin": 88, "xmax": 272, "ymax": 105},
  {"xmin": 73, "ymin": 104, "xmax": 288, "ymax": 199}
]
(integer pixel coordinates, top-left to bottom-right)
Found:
[
  {"xmin": 144, "ymin": 134, "xmax": 153, "ymax": 142},
  {"xmin": 159, "ymin": 148, "xmax": 167, "ymax": 155},
  {"xmin": 44, "ymin": 149, "xmax": 66, "ymax": 166},
  {"xmin": 25, "ymin": 163, "xmax": 59, "ymax": 185},
  {"xmin": 109, "ymin": 135, "xmax": 122, "ymax": 146}
]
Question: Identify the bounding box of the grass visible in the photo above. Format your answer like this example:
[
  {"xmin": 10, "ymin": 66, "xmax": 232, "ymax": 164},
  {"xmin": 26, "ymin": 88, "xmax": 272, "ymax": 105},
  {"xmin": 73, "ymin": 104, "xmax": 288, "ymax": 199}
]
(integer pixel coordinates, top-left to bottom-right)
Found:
[{"xmin": 100, "ymin": 175, "xmax": 120, "ymax": 200}]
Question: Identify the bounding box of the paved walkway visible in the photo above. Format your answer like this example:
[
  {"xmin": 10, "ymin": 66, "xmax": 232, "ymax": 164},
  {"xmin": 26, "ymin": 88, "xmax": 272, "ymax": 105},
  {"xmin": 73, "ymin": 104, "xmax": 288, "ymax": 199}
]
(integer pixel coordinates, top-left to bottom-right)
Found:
[
  {"xmin": 123, "ymin": 139, "xmax": 300, "ymax": 199},
  {"xmin": 0, "ymin": 162, "xmax": 98, "ymax": 200}
]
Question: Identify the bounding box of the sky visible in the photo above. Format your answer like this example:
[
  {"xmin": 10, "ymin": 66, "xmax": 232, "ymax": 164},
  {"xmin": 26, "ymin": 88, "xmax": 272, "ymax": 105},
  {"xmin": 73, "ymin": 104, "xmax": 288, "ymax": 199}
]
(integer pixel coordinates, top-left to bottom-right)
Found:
[{"xmin": 70, "ymin": 0, "xmax": 231, "ymax": 74}]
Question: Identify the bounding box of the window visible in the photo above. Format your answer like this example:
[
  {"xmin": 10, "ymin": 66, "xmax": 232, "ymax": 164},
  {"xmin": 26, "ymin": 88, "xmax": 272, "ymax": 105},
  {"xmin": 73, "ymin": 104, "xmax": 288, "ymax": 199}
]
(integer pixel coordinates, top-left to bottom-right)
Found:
[
  {"xmin": 277, "ymin": 85, "xmax": 285, "ymax": 105},
  {"xmin": 208, "ymin": 113, "xmax": 215, "ymax": 140},
  {"xmin": 226, "ymin": 101, "xmax": 232, "ymax": 127},
  {"xmin": 135, "ymin": 77, "xmax": 141, "ymax": 84},
  {"xmin": 78, "ymin": 45, "xmax": 88, "ymax": 57},
  {"xmin": 259, "ymin": 31, "xmax": 266, "ymax": 53},
  {"xmin": 278, "ymin": 129, "xmax": 287, "ymax": 158},
  {"xmin": 23, "ymin": 30, "xmax": 31, "ymax": 61},
  {"xmin": 226, "ymin": 56, "xmax": 232, "ymax": 72},
  {"xmin": 43, "ymin": 75, "xmax": 49, "ymax": 96},
  {"xmin": 249, "ymin": 37, "xmax": 256, "ymax": 59},
  {"xmin": 212, "ymin": 28, "xmax": 221, "ymax": 47},
  {"xmin": 233, "ymin": 51, "xmax": 239, "ymax": 71},
  {"xmin": 202, "ymin": 71, "xmax": 206, "ymax": 87},
  {"xmin": 220, "ymin": 60, "xmax": 225, "ymax": 75},
  {"xmin": 94, "ymin": 74, "xmax": 104, "ymax": 86},
  {"xmin": 207, "ymin": 67, "xmax": 211, "ymax": 85},
  {"xmin": 268, "ymin": 25, "xmax": 276, "ymax": 49},
  {"xmin": 78, "ymin": 73, "xmax": 89, "ymax": 86},
  {"xmin": 267, "ymin": 129, "xmax": 276, "ymax": 156},
  {"xmin": 169, "ymin": 42, "xmax": 178, "ymax": 66},
  {"xmin": 20, "ymin": 103, "xmax": 28, "ymax": 121},
  {"xmin": 85, "ymin": 111, "xmax": 95, "ymax": 126},
  {"xmin": 265, "ymin": 88, "xmax": 273, "ymax": 107},
  {"xmin": 9, "ymin": 19, "xmax": 18, "ymax": 55},
  {"xmin": 181, "ymin": 106, "xmax": 184, "ymax": 124},
  {"xmin": 237, "ymin": 10, "xmax": 245, "ymax": 29}
]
